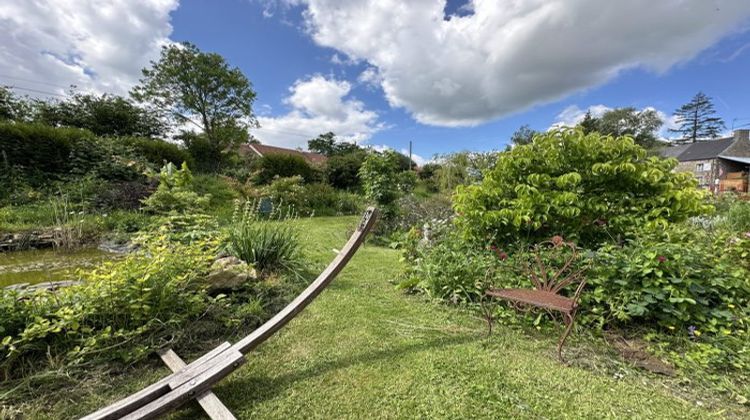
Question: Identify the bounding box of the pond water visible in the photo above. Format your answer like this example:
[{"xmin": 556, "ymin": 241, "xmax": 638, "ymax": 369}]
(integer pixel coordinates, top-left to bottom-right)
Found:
[{"xmin": 0, "ymin": 248, "xmax": 119, "ymax": 288}]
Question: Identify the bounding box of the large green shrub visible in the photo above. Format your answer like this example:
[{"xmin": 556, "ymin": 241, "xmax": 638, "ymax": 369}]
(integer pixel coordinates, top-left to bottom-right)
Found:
[
  {"xmin": 454, "ymin": 129, "xmax": 710, "ymax": 246},
  {"xmin": 587, "ymin": 226, "xmax": 749, "ymax": 333},
  {"xmin": 252, "ymin": 154, "xmax": 319, "ymax": 184},
  {"xmin": 249, "ymin": 176, "xmax": 361, "ymax": 217},
  {"xmin": 359, "ymin": 151, "xmax": 401, "ymax": 221},
  {"xmin": 0, "ymin": 122, "xmax": 145, "ymax": 203},
  {"xmin": 325, "ymin": 152, "xmax": 365, "ymax": 190}
]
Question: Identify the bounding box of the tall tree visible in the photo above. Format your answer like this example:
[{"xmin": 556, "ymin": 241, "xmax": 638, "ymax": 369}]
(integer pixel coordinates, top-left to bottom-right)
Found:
[
  {"xmin": 576, "ymin": 107, "xmax": 663, "ymax": 148},
  {"xmin": 510, "ymin": 124, "xmax": 538, "ymax": 146},
  {"xmin": 131, "ymin": 42, "xmax": 257, "ymax": 149},
  {"xmin": 670, "ymin": 92, "xmax": 725, "ymax": 142},
  {"xmin": 35, "ymin": 92, "xmax": 165, "ymax": 137},
  {"xmin": 578, "ymin": 111, "xmax": 599, "ymax": 134},
  {"xmin": 308, "ymin": 132, "xmax": 361, "ymax": 156},
  {"xmin": 597, "ymin": 107, "xmax": 662, "ymax": 148},
  {"xmin": 0, "ymin": 86, "xmax": 33, "ymax": 122}
]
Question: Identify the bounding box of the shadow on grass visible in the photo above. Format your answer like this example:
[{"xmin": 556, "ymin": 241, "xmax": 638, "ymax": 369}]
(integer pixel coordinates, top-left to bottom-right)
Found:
[{"xmin": 170, "ymin": 332, "xmax": 481, "ymax": 419}]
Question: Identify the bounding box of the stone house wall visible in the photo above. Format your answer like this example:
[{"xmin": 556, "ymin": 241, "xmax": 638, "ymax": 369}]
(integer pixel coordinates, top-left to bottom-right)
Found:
[{"xmin": 675, "ymin": 158, "xmax": 719, "ymax": 190}]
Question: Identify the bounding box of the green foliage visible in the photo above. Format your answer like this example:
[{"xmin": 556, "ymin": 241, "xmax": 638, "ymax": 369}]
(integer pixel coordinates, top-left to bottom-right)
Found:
[
  {"xmin": 325, "ymin": 152, "xmax": 365, "ymax": 190},
  {"xmin": 454, "ymin": 129, "xmax": 711, "ymax": 247},
  {"xmin": 0, "ymin": 87, "xmax": 34, "ymax": 122},
  {"xmin": 142, "ymin": 162, "xmax": 210, "ymax": 213},
  {"xmin": 252, "ymin": 154, "xmax": 319, "ymax": 185},
  {"xmin": 307, "ymin": 132, "xmax": 361, "ymax": 156},
  {"xmin": 587, "ymin": 225, "xmax": 749, "ymax": 333},
  {"xmin": 434, "ymin": 151, "xmax": 498, "ymax": 192},
  {"xmin": 722, "ymin": 196, "xmax": 750, "ymax": 233},
  {"xmin": 396, "ymin": 171, "xmax": 417, "ymax": 194},
  {"xmin": 226, "ymin": 200, "xmax": 303, "ymax": 274},
  {"xmin": 34, "ymin": 92, "xmax": 166, "ymax": 137},
  {"xmin": 0, "ymin": 231, "xmax": 219, "ymax": 379},
  {"xmin": 670, "ymin": 92, "xmax": 725, "ymax": 142},
  {"xmin": 120, "ymin": 136, "xmax": 192, "ymax": 167},
  {"xmin": 253, "ymin": 176, "xmax": 361, "ymax": 217},
  {"xmin": 0, "ymin": 121, "xmax": 141, "ymax": 185},
  {"xmin": 179, "ymin": 131, "xmax": 226, "ymax": 173},
  {"xmin": 359, "ymin": 151, "xmax": 401, "ymax": 220},
  {"xmin": 131, "ymin": 42, "xmax": 257, "ymax": 150},
  {"xmin": 510, "ymin": 124, "xmax": 538, "ymax": 146},
  {"xmin": 577, "ymin": 107, "xmax": 663, "ymax": 148}
]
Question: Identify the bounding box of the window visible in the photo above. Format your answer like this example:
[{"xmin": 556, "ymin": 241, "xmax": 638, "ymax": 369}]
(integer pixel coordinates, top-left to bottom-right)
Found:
[{"xmin": 696, "ymin": 162, "xmax": 711, "ymax": 172}]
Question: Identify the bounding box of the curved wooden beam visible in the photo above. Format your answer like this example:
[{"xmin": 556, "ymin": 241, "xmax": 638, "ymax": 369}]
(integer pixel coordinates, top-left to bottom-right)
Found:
[{"xmin": 82, "ymin": 207, "xmax": 379, "ymax": 420}]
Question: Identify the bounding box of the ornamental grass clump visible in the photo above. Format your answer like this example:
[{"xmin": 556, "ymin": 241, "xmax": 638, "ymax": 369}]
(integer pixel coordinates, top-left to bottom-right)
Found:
[{"xmin": 226, "ymin": 200, "xmax": 303, "ymax": 275}]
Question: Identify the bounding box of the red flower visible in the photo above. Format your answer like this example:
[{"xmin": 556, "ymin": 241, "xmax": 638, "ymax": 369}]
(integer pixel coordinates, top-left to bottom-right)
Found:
[{"xmin": 657, "ymin": 255, "xmax": 667, "ymax": 263}]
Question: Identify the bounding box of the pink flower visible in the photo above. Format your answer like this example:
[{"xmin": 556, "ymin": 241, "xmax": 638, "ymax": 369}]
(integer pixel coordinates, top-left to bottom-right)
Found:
[{"xmin": 657, "ymin": 255, "xmax": 667, "ymax": 263}]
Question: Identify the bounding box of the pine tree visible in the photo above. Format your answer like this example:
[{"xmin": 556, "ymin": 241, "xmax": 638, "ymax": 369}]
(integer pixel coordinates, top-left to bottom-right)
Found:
[
  {"xmin": 670, "ymin": 92, "xmax": 725, "ymax": 142},
  {"xmin": 578, "ymin": 110, "xmax": 599, "ymax": 134}
]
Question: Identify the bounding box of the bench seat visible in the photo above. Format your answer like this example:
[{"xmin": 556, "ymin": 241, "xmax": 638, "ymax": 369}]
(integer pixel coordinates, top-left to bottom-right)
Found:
[{"xmin": 486, "ymin": 288, "xmax": 575, "ymax": 313}]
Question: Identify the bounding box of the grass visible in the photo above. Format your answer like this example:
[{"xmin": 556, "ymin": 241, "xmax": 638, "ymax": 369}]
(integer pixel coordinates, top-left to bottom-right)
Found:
[{"xmin": 6, "ymin": 216, "xmax": 748, "ymax": 419}]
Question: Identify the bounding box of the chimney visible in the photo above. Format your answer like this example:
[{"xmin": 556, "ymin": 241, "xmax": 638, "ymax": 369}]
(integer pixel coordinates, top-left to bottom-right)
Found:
[{"xmin": 734, "ymin": 129, "xmax": 750, "ymax": 142}]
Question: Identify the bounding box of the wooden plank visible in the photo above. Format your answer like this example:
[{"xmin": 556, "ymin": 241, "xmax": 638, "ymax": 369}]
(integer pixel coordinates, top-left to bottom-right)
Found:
[
  {"xmin": 159, "ymin": 349, "xmax": 236, "ymax": 420},
  {"xmin": 81, "ymin": 343, "xmax": 232, "ymax": 420},
  {"xmin": 121, "ymin": 350, "xmax": 245, "ymax": 420}
]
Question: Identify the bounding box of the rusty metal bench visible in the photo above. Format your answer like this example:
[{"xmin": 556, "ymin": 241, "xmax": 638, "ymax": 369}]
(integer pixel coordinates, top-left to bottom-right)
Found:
[{"xmin": 486, "ymin": 236, "xmax": 587, "ymax": 362}]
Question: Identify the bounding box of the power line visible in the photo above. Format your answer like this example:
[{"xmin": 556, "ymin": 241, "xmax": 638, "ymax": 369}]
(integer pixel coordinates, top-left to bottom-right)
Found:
[
  {"xmin": 4, "ymin": 85, "xmax": 68, "ymax": 98},
  {"xmin": 0, "ymin": 74, "xmax": 72, "ymax": 90}
]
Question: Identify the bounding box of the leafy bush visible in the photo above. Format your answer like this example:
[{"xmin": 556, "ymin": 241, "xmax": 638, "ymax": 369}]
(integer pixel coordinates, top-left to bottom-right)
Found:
[
  {"xmin": 393, "ymin": 194, "xmax": 454, "ymax": 233},
  {"xmin": 250, "ymin": 176, "xmax": 362, "ymax": 217},
  {"xmin": 252, "ymin": 154, "xmax": 319, "ymax": 185},
  {"xmin": 359, "ymin": 151, "xmax": 401, "ymax": 221},
  {"xmin": 142, "ymin": 162, "xmax": 211, "ymax": 213},
  {"xmin": 0, "ymin": 231, "xmax": 219, "ymax": 379},
  {"xmin": 454, "ymin": 129, "xmax": 711, "ymax": 247},
  {"xmin": 226, "ymin": 200, "xmax": 303, "ymax": 275},
  {"xmin": 120, "ymin": 136, "xmax": 193, "ymax": 167},
  {"xmin": 587, "ymin": 225, "xmax": 748, "ymax": 333},
  {"xmin": 397, "ymin": 171, "xmax": 417, "ymax": 194},
  {"xmin": 325, "ymin": 152, "xmax": 365, "ymax": 190}
]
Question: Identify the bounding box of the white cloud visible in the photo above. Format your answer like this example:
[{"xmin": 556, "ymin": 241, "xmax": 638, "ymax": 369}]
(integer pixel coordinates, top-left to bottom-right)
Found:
[
  {"xmin": 0, "ymin": 0, "xmax": 178, "ymax": 97},
  {"xmin": 295, "ymin": 0, "xmax": 750, "ymax": 127},
  {"xmin": 357, "ymin": 67, "xmax": 381, "ymax": 88},
  {"xmin": 252, "ymin": 75, "xmax": 384, "ymax": 149}
]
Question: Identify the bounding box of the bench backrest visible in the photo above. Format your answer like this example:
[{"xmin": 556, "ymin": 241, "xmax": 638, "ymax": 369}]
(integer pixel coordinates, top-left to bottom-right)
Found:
[{"xmin": 526, "ymin": 236, "xmax": 587, "ymax": 299}]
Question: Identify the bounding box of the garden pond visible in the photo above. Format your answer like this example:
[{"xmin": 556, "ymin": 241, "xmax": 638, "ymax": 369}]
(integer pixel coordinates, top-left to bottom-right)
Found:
[{"xmin": 0, "ymin": 247, "xmax": 120, "ymax": 288}]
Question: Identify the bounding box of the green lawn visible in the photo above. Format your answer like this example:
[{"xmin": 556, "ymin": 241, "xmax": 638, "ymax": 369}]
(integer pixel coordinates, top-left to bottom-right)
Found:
[{"xmin": 16, "ymin": 216, "xmax": 742, "ymax": 419}]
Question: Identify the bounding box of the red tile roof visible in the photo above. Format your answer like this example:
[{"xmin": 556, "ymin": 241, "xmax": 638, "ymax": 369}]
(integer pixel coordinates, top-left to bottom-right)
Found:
[{"xmin": 239, "ymin": 143, "xmax": 328, "ymax": 165}]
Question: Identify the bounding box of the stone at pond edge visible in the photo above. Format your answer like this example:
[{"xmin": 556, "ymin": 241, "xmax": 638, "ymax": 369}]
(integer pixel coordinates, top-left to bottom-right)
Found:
[{"xmin": 205, "ymin": 256, "xmax": 257, "ymax": 293}]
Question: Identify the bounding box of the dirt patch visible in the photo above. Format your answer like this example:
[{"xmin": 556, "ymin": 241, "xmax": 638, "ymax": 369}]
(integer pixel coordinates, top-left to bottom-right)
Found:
[{"xmin": 605, "ymin": 332, "xmax": 676, "ymax": 376}]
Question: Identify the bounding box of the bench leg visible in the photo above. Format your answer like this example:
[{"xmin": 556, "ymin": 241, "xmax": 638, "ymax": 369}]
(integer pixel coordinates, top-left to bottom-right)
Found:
[{"xmin": 557, "ymin": 311, "xmax": 576, "ymax": 363}]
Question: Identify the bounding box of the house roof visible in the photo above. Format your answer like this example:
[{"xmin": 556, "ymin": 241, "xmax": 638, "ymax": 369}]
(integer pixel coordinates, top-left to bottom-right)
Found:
[
  {"xmin": 659, "ymin": 143, "xmax": 691, "ymax": 158},
  {"xmin": 239, "ymin": 143, "xmax": 328, "ymax": 165},
  {"xmin": 719, "ymin": 156, "xmax": 750, "ymax": 165},
  {"xmin": 660, "ymin": 136, "xmax": 734, "ymax": 161}
]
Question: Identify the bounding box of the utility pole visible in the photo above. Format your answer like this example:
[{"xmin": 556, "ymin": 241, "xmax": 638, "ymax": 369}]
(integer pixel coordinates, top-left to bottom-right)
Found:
[{"xmin": 409, "ymin": 140, "xmax": 413, "ymax": 171}]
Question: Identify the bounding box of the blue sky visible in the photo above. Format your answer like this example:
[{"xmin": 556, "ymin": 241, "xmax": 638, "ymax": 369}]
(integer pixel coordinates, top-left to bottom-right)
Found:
[{"xmin": 2, "ymin": 1, "xmax": 750, "ymax": 164}]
